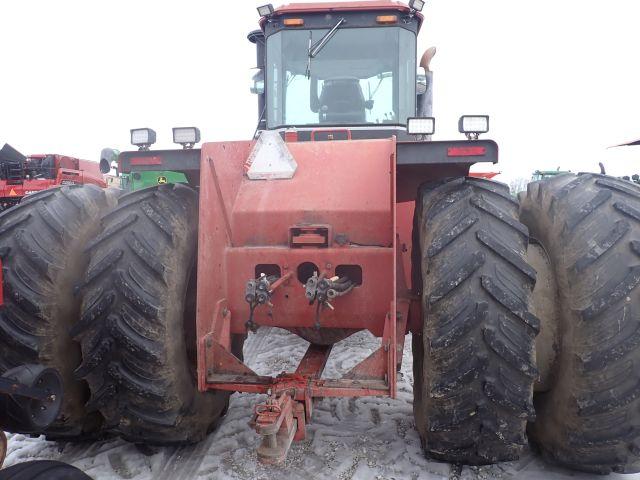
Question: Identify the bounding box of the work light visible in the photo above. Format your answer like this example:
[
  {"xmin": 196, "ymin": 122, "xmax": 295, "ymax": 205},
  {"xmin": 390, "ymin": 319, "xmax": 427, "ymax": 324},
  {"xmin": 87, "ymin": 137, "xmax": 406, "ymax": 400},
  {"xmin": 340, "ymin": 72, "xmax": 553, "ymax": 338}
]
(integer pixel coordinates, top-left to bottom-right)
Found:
[
  {"xmin": 458, "ymin": 115, "xmax": 489, "ymax": 137},
  {"xmin": 407, "ymin": 117, "xmax": 435, "ymax": 136},
  {"xmin": 130, "ymin": 128, "xmax": 156, "ymax": 150},
  {"xmin": 257, "ymin": 4, "xmax": 274, "ymax": 17},
  {"xmin": 172, "ymin": 127, "xmax": 201, "ymax": 149},
  {"xmin": 409, "ymin": 0, "xmax": 425, "ymax": 12}
]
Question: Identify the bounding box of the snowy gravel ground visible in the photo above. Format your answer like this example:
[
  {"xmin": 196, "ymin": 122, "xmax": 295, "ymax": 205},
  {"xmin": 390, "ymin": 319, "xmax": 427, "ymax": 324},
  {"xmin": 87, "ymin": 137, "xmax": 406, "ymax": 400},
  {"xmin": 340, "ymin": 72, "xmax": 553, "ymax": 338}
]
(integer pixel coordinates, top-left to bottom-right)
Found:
[{"xmin": 4, "ymin": 327, "xmax": 640, "ymax": 479}]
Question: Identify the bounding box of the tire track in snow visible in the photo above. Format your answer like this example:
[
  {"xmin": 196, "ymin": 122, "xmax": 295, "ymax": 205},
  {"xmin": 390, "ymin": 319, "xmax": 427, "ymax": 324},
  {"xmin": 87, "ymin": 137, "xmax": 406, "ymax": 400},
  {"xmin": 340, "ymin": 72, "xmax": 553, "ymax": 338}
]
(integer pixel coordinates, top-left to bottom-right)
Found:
[{"xmin": 155, "ymin": 327, "xmax": 274, "ymax": 480}]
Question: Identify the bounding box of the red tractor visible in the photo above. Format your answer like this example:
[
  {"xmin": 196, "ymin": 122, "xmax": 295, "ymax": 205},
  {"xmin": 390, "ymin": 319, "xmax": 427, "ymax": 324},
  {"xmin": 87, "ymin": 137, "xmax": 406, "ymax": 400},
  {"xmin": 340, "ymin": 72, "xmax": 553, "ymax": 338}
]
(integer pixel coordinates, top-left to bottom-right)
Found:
[
  {"xmin": 1, "ymin": 1, "xmax": 639, "ymax": 475},
  {"xmin": 0, "ymin": 143, "xmax": 105, "ymax": 212}
]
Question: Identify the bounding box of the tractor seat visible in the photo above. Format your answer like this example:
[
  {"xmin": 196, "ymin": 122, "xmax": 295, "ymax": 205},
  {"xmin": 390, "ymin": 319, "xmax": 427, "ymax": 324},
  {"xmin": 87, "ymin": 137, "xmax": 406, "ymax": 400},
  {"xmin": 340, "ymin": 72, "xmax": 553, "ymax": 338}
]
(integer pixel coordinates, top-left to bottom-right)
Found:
[{"xmin": 318, "ymin": 78, "xmax": 366, "ymax": 124}]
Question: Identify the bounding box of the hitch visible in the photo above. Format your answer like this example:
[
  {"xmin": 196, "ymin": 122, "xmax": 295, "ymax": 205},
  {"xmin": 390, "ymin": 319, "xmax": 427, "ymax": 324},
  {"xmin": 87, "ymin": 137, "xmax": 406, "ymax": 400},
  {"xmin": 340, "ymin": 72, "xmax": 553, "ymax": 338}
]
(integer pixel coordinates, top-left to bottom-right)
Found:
[{"xmin": 251, "ymin": 390, "xmax": 306, "ymax": 465}]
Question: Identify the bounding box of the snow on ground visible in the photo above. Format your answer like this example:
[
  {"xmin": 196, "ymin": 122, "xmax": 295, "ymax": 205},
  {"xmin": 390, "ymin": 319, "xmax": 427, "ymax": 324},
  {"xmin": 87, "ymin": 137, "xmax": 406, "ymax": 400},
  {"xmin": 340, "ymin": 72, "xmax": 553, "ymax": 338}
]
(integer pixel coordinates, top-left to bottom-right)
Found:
[{"xmin": 4, "ymin": 328, "xmax": 640, "ymax": 480}]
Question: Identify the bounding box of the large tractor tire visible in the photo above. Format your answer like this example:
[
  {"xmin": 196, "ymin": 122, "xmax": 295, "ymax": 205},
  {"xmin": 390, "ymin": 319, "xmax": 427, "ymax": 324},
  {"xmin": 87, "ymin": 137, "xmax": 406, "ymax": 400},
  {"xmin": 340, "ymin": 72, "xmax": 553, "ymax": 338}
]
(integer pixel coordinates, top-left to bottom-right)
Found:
[
  {"xmin": 520, "ymin": 173, "xmax": 640, "ymax": 474},
  {"xmin": 0, "ymin": 461, "xmax": 92, "ymax": 480},
  {"xmin": 413, "ymin": 177, "xmax": 539, "ymax": 464},
  {"xmin": 0, "ymin": 185, "xmax": 116, "ymax": 438},
  {"xmin": 72, "ymin": 184, "xmax": 236, "ymax": 444}
]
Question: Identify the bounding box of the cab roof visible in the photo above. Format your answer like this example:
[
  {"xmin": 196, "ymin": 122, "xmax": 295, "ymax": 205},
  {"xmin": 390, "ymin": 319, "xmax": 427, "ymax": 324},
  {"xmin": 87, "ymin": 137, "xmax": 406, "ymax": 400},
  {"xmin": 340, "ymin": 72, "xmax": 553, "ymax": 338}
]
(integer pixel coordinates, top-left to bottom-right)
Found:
[{"xmin": 270, "ymin": 1, "xmax": 423, "ymax": 28}]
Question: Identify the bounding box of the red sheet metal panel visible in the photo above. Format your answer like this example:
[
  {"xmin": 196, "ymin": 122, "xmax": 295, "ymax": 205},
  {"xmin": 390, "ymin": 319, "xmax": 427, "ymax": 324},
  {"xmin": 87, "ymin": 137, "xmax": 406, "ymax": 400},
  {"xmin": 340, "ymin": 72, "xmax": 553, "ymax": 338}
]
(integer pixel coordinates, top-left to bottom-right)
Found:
[{"xmin": 232, "ymin": 139, "xmax": 393, "ymax": 247}]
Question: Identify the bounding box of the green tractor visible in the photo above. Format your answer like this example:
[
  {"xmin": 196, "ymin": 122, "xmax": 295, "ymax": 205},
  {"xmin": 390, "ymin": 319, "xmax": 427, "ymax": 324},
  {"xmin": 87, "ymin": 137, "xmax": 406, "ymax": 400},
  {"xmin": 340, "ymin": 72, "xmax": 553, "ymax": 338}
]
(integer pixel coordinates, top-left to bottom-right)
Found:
[
  {"xmin": 99, "ymin": 140, "xmax": 188, "ymax": 192},
  {"xmin": 531, "ymin": 168, "xmax": 571, "ymax": 182}
]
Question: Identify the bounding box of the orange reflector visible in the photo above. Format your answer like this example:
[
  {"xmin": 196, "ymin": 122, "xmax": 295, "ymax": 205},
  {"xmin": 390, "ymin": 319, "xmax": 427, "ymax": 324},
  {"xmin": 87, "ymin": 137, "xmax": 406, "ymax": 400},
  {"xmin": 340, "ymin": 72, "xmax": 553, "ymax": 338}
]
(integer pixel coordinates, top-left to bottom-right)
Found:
[
  {"xmin": 284, "ymin": 18, "xmax": 304, "ymax": 26},
  {"xmin": 284, "ymin": 131, "xmax": 298, "ymax": 143},
  {"xmin": 376, "ymin": 15, "xmax": 398, "ymax": 24}
]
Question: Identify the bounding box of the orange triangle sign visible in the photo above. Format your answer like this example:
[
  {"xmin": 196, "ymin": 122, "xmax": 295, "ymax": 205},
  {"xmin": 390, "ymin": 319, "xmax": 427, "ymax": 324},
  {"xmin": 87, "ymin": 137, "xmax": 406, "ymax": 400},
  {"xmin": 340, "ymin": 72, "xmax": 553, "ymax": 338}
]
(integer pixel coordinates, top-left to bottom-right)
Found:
[{"xmin": 8, "ymin": 188, "xmax": 17, "ymax": 197}]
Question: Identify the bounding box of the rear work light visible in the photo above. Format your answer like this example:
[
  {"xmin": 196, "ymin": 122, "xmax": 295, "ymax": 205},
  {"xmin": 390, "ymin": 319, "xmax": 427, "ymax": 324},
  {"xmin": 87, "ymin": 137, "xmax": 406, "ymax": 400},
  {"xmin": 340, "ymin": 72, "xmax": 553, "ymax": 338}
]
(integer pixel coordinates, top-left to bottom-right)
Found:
[
  {"xmin": 409, "ymin": 0, "xmax": 425, "ymax": 12},
  {"xmin": 257, "ymin": 4, "xmax": 274, "ymax": 17},
  {"xmin": 173, "ymin": 127, "xmax": 201, "ymax": 149},
  {"xmin": 407, "ymin": 117, "xmax": 435, "ymax": 136},
  {"xmin": 130, "ymin": 128, "xmax": 156, "ymax": 151},
  {"xmin": 459, "ymin": 115, "xmax": 489, "ymax": 140}
]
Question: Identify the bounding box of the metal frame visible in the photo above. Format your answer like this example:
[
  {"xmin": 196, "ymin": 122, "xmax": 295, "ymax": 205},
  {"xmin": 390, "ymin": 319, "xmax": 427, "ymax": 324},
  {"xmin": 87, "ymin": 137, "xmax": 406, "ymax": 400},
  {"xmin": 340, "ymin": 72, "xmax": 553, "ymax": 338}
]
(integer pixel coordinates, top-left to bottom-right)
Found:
[{"xmin": 192, "ymin": 137, "xmax": 424, "ymax": 463}]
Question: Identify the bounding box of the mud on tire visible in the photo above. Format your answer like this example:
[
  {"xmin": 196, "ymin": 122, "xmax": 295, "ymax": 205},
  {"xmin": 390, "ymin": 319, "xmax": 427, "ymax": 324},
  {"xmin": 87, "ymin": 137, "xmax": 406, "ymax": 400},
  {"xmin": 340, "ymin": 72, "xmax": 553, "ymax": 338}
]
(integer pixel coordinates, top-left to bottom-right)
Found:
[
  {"xmin": 520, "ymin": 173, "xmax": 640, "ymax": 474},
  {"xmin": 0, "ymin": 185, "xmax": 116, "ymax": 438},
  {"xmin": 413, "ymin": 177, "xmax": 539, "ymax": 464},
  {"xmin": 72, "ymin": 184, "xmax": 235, "ymax": 444}
]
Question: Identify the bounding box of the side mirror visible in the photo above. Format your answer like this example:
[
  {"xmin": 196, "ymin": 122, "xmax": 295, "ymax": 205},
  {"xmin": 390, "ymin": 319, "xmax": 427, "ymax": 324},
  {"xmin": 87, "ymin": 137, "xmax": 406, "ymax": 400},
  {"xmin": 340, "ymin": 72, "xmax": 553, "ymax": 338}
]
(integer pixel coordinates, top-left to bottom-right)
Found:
[
  {"xmin": 249, "ymin": 68, "xmax": 264, "ymax": 95},
  {"xmin": 99, "ymin": 148, "xmax": 119, "ymax": 174}
]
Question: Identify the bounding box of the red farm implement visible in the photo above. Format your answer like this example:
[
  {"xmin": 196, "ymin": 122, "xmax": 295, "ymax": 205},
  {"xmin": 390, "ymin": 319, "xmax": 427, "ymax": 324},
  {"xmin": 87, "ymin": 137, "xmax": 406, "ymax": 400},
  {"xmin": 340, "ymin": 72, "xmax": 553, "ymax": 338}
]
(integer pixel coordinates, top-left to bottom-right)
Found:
[{"xmin": 0, "ymin": 143, "xmax": 105, "ymax": 212}]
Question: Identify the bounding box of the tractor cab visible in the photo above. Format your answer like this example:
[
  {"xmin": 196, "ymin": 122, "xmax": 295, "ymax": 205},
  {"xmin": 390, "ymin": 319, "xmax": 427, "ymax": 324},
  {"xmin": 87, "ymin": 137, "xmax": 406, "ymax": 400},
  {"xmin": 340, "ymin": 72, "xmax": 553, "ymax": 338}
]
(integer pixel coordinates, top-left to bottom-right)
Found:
[{"xmin": 250, "ymin": 1, "xmax": 426, "ymax": 140}]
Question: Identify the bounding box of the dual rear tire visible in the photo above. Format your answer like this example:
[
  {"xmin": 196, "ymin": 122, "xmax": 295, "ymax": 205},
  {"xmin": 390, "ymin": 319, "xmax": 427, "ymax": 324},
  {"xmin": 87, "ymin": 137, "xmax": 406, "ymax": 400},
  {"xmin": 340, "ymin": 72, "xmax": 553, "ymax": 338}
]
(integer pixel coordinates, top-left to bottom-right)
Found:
[
  {"xmin": 0, "ymin": 185, "xmax": 117, "ymax": 438},
  {"xmin": 413, "ymin": 174, "xmax": 640, "ymax": 473},
  {"xmin": 520, "ymin": 174, "xmax": 640, "ymax": 474},
  {"xmin": 0, "ymin": 183, "xmax": 238, "ymax": 444},
  {"xmin": 412, "ymin": 177, "xmax": 538, "ymax": 464},
  {"xmin": 71, "ymin": 184, "xmax": 236, "ymax": 444}
]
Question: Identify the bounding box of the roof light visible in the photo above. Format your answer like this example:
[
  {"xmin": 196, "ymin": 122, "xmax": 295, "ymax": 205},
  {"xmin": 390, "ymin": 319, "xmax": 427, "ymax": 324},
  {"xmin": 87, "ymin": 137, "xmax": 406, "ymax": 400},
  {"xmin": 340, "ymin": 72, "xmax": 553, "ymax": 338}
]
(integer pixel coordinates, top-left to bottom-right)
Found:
[
  {"xmin": 172, "ymin": 127, "xmax": 201, "ymax": 149},
  {"xmin": 257, "ymin": 4, "xmax": 274, "ymax": 17},
  {"xmin": 409, "ymin": 0, "xmax": 425, "ymax": 12},
  {"xmin": 407, "ymin": 117, "xmax": 435, "ymax": 136},
  {"xmin": 458, "ymin": 115, "xmax": 489, "ymax": 140},
  {"xmin": 376, "ymin": 15, "xmax": 398, "ymax": 24},
  {"xmin": 283, "ymin": 18, "xmax": 304, "ymax": 26},
  {"xmin": 130, "ymin": 128, "xmax": 156, "ymax": 151}
]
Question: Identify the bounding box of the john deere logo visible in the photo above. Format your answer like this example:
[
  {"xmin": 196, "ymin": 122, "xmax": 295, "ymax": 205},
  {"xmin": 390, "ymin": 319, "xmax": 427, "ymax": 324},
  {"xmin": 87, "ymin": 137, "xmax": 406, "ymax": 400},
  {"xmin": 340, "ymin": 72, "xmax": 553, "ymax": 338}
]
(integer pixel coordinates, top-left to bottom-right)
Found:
[{"xmin": 157, "ymin": 176, "xmax": 168, "ymax": 185}]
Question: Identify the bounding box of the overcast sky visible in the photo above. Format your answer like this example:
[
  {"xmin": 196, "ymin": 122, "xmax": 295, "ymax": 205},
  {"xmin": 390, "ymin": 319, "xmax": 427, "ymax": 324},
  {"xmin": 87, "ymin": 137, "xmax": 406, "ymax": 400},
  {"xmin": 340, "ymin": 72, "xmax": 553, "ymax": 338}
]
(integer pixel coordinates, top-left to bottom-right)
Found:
[{"xmin": 1, "ymin": 0, "xmax": 639, "ymax": 183}]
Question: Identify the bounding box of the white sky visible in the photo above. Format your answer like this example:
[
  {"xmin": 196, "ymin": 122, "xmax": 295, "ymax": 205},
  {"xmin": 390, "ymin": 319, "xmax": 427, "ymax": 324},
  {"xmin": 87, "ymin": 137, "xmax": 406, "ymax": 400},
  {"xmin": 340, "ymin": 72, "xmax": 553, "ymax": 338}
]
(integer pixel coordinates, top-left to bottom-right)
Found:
[{"xmin": 1, "ymin": 0, "xmax": 639, "ymax": 183}]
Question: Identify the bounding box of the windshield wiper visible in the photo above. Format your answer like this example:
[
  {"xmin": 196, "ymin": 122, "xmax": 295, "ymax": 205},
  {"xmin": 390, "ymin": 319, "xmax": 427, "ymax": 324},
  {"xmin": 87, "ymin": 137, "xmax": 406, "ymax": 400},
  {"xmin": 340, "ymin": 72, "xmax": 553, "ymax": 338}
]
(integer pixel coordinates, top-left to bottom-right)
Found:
[
  {"xmin": 309, "ymin": 18, "xmax": 345, "ymax": 58},
  {"xmin": 306, "ymin": 18, "xmax": 345, "ymax": 78}
]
